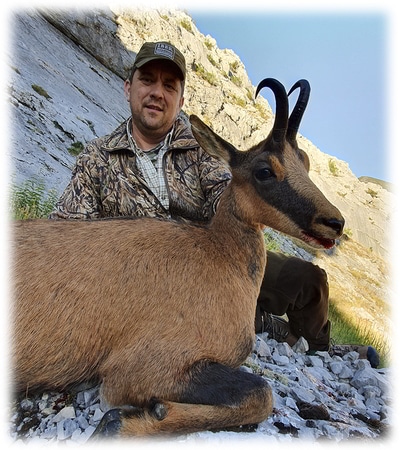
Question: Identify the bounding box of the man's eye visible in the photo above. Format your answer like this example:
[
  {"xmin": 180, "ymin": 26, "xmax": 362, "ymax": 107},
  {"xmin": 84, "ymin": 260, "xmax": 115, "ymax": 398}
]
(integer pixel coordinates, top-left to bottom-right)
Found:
[{"xmin": 140, "ymin": 77, "xmax": 152, "ymax": 84}]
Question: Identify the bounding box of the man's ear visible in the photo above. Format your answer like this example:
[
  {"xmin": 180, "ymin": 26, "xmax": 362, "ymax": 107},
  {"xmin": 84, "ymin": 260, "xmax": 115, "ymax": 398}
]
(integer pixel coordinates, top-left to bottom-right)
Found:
[{"xmin": 124, "ymin": 79, "xmax": 131, "ymax": 102}]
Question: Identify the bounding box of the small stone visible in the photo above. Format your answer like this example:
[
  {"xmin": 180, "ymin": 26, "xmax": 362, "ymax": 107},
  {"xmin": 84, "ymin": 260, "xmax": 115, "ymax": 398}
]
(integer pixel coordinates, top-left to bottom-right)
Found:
[
  {"xmin": 52, "ymin": 406, "xmax": 76, "ymax": 423},
  {"xmin": 76, "ymin": 413, "xmax": 90, "ymax": 430},
  {"xmin": 315, "ymin": 351, "xmax": 332, "ymax": 363},
  {"xmin": 41, "ymin": 425, "xmax": 57, "ymax": 439},
  {"xmin": 360, "ymin": 385, "xmax": 381, "ymax": 399},
  {"xmin": 272, "ymin": 354, "xmax": 290, "ymax": 366},
  {"xmin": 365, "ymin": 397, "xmax": 381, "ymax": 412},
  {"xmin": 20, "ymin": 399, "xmax": 34, "ymax": 411},
  {"xmin": 351, "ymin": 367, "xmax": 389, "ymax": 392},
  {"xmin": 63, "ymin": 418, "xmax": 79, "ymax": 439},
  {"xmin": 347, "ymin": 396, "xmax": 367, "ymax": 414},
  {"xmin": 329, "ymin": 361, "xmax": 343, "ymax": 375},
  {"xmin": 307, "ymin": 366, "xmax": 334, "ymax": 384},
  {"xmin": 91, "ymin": 407, "xmax": 104, "ymax": 423},
  {"xmin": 83, "ymin": 387, "xmax": 100, "ymax": 407},
  {"xmin": 70, "ymin": 428, "xmax": 83, "ymax": 443},
  {"xmin": 277, "ymin": 342, "xmax": 294, "ymax": 358},
  {"xmin": 343, "ymin": 351, "xmax": 359, "ymax": 362},
  {"xmin": 285, "ymin": 397, "xmax": 299, "ymax": 411},
  {"xmin": 291, "ymin": 385, "xmax": 316, "ymax": 403},
  {"xmin": 254, "ymin": 335, "xmax": 272, "ymax": 359},
  {"xmin": 338, "ymin": 365, "xmax": 354, "ymax": 379},
  {"xmin": 82, "ymin": 425, "xmax": 96, "ymax": 442},
  {"xmin": 292, "ymin": 336, "xmax": 309, "ymax": 354},
  {"xmin": 355, "ymin": 359, "xmax": 371, "ymax": 370},
  {"xmin": 306, "ymin": 355, "xmax": 324, "ymax": 368}
]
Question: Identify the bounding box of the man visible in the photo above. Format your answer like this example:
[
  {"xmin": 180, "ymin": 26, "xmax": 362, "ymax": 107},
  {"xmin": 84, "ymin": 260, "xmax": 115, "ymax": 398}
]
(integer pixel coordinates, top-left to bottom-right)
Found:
[{"xmin": 50, "ymin": 41, "xmax": 379, "ymax": 367}]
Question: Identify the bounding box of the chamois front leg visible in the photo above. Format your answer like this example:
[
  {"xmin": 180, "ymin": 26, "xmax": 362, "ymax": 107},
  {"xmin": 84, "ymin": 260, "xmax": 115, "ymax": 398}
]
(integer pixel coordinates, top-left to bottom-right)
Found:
[{"xmin": 94, "ymin": 361, "xmax": 273, "ymax": 438}]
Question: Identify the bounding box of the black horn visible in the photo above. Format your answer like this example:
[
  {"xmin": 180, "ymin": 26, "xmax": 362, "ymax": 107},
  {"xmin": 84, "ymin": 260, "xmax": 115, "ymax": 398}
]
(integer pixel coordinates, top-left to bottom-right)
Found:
[
  {"xmin": 255, "ymin": 78, "xmax": 288, "ymax": 143},
  {"xmin": 287, "ymin": 79, "xmax": 311, "ymax": 143}
]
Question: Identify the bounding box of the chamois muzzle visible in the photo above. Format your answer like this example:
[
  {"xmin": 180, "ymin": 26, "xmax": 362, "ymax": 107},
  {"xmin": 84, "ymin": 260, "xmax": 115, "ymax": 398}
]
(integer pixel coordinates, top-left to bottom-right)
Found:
[
  {"xmin": 254, "ymin": 77, "xmax": 345, "ymax": 249},
  {"xmin": 323, "ymin": 218, "xmax": 345, "ymax": 235}
]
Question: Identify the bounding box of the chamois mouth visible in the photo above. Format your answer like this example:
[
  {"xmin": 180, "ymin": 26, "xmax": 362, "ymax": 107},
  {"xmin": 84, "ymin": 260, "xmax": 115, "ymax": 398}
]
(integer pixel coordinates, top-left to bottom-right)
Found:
[{"xmin": 301, "ymin": 231, "xmax": 336, "ymax": 249}]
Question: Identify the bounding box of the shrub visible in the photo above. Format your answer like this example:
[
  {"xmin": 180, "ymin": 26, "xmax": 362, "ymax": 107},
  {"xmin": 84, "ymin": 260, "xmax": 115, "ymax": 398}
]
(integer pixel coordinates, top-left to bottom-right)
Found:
[
  {"xmin": 180, "ymin": 18, "xmax": 193, "ymax": 33},
  {"xmin": 230, "ymin": 94, "xmax": 246, "ymax": 108},
  {"xmin": 204, "ymin": 39, "xmax": 213, "ymax": 51},
  {"xmin": 10, "ymin": 178, "xmax": 58, "ymax": 219},
  {"xmin": 68, "ymin": 141, "xmax": 84, "ymax": 156},
  {"xmin": 207, "ymin": 53, "xmax": 218, "ymax": 67},
  {"xmin": 366, "ymin": 188, "xmax": 378, "ymax": 198},
  {"xmin": 328, "ymin": 159, "xmax": 339, "ymax": 176},
  {"xmin": 192, "ymin": 62, "xmax": 218, "ymax": 86},
  {"xmin": 230, "ymin": 75, "xmax": 242, "ymax": 88},
  {"xmin": 31, "ymin": 84, "xmax": 51, "ymax": 100},
  {"xmin": 229, "ymin": 61, "xmax": 239, "ymax": 72}
]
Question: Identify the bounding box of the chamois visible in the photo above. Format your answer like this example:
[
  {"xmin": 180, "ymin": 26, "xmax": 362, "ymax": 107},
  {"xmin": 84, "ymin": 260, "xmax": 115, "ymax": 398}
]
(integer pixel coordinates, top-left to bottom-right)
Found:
[{"xmin": 12, "ymin": 78, "xmax": 344, "ymax": 437}]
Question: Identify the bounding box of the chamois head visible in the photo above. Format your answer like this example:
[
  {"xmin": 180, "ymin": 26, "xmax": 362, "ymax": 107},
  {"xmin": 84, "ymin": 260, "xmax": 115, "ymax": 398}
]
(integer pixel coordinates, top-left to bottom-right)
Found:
[{"xmin": 190, "ymin": 78, "xmax": 344, "ymax": 249}]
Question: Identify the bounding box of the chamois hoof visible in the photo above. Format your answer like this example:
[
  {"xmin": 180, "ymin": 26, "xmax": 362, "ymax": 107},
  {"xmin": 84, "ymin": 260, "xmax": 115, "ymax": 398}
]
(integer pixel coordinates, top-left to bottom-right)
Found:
[
  {"xmin": 150, "ymin": 401, "xmax": 168, "ymax": 421},
  {"xmin": 91, "ymin": 406, "xmax": 143, "ymax": 439}
]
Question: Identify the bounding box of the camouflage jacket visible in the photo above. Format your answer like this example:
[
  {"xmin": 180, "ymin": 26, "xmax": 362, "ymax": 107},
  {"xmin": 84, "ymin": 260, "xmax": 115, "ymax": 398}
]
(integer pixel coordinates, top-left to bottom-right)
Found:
[{"xmin": 50, "ymin": 115, "xmax": 232, "ymax": 223}]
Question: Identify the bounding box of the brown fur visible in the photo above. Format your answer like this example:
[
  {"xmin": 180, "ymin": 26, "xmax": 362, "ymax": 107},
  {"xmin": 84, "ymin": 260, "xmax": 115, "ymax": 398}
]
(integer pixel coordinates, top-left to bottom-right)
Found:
[{"xmin": 12, "ymin": 106, "xmax": 344, "ymax": 437}]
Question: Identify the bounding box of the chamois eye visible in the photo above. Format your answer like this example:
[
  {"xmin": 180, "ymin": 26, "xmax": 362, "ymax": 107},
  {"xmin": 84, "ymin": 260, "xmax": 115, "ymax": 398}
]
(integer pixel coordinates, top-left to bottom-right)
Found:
[{"xmin": 254, "ymin": 167, "xmax": 274, "ymax": 181}]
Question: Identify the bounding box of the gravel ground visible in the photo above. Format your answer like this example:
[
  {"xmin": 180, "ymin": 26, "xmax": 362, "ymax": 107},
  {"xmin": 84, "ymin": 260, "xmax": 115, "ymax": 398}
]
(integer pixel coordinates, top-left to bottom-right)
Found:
[{"xmin": 9, "ymin": 333, "xmax": 392, "ymax": 445}]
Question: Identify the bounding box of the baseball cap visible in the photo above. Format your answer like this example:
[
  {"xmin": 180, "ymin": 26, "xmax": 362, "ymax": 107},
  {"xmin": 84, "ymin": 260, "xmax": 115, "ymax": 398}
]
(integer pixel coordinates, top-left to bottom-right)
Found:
[{"xmin": 133, "ymin": 42, "xmax": 186, "ymax": 80}]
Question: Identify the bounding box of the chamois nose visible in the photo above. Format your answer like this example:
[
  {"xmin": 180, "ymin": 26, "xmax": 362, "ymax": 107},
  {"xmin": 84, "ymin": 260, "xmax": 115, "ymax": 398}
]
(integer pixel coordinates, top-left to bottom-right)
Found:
[{"xmin": 323, "ymin": 218, "xmax": 344, "ymax": 236}]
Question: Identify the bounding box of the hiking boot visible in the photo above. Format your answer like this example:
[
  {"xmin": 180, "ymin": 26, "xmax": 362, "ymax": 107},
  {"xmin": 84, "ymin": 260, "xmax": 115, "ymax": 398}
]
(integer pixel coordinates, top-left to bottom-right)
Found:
[
  {"xmin": 259, "ymin": 314, "xmax": 298, "ymax": 346},
  {"xmin": 329, "ymin": 343, "xmax": 380, "ymax": 368}
]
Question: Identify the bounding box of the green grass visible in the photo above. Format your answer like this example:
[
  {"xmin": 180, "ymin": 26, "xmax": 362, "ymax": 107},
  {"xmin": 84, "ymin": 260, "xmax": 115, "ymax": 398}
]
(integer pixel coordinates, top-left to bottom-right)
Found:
[
  {"xmin": 329, "ymin": 300, "xmax": 390, "ymax": 368},
  {"xmin": 263, "ymin": 233, "xmax": 282, "ymax": 253},
  {"xmin": 10, "ymin": 178, "xmax": 58, "ymax": 219}
]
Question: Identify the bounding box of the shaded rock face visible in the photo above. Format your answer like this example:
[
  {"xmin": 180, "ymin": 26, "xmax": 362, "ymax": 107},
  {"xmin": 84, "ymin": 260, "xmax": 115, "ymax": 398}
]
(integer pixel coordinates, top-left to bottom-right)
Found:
[
  {"xmin": 41, "ymin": 9, "xmax": 135, "ymax": 80},
  {"xmin": 8, "ymin": 12, "xmax": 130, "ymax": 191}
]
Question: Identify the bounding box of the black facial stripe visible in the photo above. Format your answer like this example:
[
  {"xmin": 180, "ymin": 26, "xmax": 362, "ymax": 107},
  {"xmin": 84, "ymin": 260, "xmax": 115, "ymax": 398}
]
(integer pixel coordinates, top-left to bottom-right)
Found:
[{"xmin": 254, "ymin": 178, "xmax": 316, "ymax": 231}]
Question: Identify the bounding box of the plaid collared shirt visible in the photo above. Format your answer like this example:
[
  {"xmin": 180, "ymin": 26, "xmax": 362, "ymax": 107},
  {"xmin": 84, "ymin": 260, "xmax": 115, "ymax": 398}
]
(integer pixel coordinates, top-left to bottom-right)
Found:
[{"xmin": 126, "ymin": 118, "xmax": 173, "ymax": 210}]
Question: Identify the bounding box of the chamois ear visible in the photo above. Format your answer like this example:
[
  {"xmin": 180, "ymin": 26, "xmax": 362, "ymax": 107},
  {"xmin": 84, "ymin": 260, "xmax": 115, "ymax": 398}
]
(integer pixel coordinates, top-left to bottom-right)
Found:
[
  {"xmin": 299, "ymin": 148, "xmax": 310, "ymax": 172},
  {"xmin": 190, "ymin": 115, "xmax": 238, "ymax": 165}
]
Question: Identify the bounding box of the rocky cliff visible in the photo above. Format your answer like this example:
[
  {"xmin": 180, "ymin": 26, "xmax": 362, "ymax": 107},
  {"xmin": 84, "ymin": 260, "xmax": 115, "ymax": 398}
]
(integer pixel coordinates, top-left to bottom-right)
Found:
[{"xmin": 7, "ymin": 9, "xmax": 392, "ymax": 349}]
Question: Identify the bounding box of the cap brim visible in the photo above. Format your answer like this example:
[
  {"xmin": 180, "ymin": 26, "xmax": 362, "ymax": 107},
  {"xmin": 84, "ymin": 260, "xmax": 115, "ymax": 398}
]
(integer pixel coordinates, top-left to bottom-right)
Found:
[{"xmin": 134, "ymin": 56, "xmax": 185, "ymax": 80}]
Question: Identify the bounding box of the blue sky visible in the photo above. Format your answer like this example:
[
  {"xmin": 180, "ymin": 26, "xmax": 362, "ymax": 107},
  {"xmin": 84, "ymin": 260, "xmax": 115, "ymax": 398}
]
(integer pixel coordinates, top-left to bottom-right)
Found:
[{"xmin": 189, "ymin": 10, "xmax": 390, "ymax": 183}]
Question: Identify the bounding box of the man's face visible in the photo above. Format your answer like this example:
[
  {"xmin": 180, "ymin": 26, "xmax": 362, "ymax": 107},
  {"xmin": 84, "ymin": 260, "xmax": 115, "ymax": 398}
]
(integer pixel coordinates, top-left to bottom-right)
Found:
[{"xmin": 124, "ymin": 60, "xmax": 184, "ymax": 142}]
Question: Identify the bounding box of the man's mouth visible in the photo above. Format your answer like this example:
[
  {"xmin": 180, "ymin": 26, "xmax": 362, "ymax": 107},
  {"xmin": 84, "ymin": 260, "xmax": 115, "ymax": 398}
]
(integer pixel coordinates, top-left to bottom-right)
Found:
[{"xmin": 146, "ymin": 104, "xmax": 163, "ymax": 112}]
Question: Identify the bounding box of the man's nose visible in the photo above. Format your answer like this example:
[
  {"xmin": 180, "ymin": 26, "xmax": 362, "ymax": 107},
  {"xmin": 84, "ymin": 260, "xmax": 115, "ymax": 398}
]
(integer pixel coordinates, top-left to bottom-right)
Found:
[{"xmin": 149, "ymin": 80, "xmax": 163, "ymax": 98}]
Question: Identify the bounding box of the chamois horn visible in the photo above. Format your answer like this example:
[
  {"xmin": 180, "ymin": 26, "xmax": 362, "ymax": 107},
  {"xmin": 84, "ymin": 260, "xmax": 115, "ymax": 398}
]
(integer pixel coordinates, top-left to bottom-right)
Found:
[
  {"xmin": 286, "ymin": 79, "xmax": 311, "ymax": 143},
  {"xmin": 255, "ymin": 78, "xmax": 288, "ymax": 143}
]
